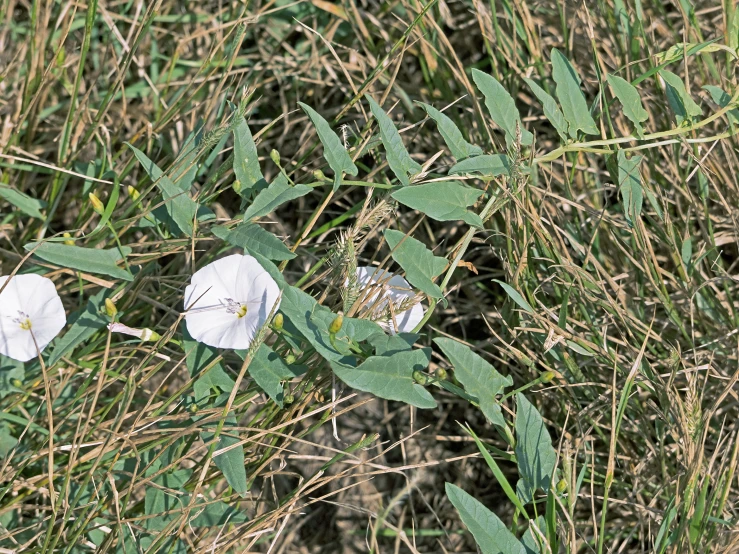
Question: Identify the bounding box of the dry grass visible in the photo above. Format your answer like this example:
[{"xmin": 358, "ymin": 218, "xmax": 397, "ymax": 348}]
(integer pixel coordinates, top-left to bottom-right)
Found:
[{"xmin": 1, "ymin": 0, "xmax": 739, "ymax": 552}]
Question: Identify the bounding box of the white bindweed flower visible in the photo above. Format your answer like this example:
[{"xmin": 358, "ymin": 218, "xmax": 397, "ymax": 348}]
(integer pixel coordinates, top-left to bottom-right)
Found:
[
  {"xmin": 354, "ymin": 266, "xmax": 425, "ymax": 335},
  {"xmin": 184, "ymin": 254, "xmax": 280, "ymax": 350},
  {"xmin": 0, "ymin": 274, "xmax": 66, "ymax": 362}
]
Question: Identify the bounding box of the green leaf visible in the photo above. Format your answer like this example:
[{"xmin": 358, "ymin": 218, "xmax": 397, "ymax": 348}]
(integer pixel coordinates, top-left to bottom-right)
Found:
[
  {"xmin": 449, "ymin": 154, "xmax": 510, "ymax": 179},
  {"xmin": 193, "ymin": 367, "xmax": 235, "ymax": 402},
  {"xmin": 384, "ymin": 229, "xmax": 447, "ymax": 299},
  {"xmin": 170, "ymin": 130, "xmax": 201, "ymax": 190},
  {"xmin": 49, "ymin": 289, "xmax": 110, "ymax": 365},
  {"xmin": 681, "ymin": 236, "xmax": 693, "ymax": 270},
  {"xmin": 366, "ymin": 95, "xmax": 421, "ymax": 186},
  {"xmin": 445, "ymin": 483, "xmax": 525, "ymax": 554},
  {"xmin": 299, "ymin": 102, "xmax": 358, "ymax": 191},
  {"xmin": 368, "ymin": 332, "xmax": 418, "ymax": 356},
  {"xmin": 183, "ymin": 330, "xmax": 234, "ymax": 400},
  {"xmin": 493, "ymin": 279, "xmax": 534, "ymax": 314},
  {"xmin": 128, "ymin": 144, "xmax": 198, "ymax": 236},
  {"xmin": 521, "ymin": 516, "xmax": 548, "ymax": 554},
  {"xmin": 115, "ymin": 527, "xmax": 187, "ymax": 554},
  {"xmin": 607, "ymin": 74, "xmax": 649, "ymax": 136},
  {"xmin": 550, "ymin": 48, "xmax": 599, "ymax": 137},
  {"xmin": 331, "ymin": 348, "xmax": 437, "ymax": 409},
  {"xmin": 703, "ymin": 85, "xmax": 739, "ymax": 125},
  {"xmin": 144, "ymin": 469, "xmax": 191, "ymax": 530},
  {"xmin": 522, "ymin": 78, "xmax": 569, "ymax": 140},
  {"xmin": 0, "ymin": 185, "xmax": 46, "ymax": 219},
  {"xmin": 0, "ymin": 355, "xmax": 24, "ymax": 399},
  {"xmin": 189, "ymin": 499, "xmax": 248, "ymax": 527},
  {"xmin": 515, "ymin": 394, "xmax": 557, "ymax": 503},
  {"xmin": 391, "ymin": 181, "xmax": 484, "ymax": 227},
  {"xmin": 144, "ymin": 468, "xmax": 248, "ymax": 527},
  {"xmin": 280, "ymin": 286, "xmax": 383, "ymax": 363},
  {"xmin": 243, "ymin": 173, "xmax": 312, "ymax": 220},
  {"xmin": 24, "ymin": 242, "xmax": 133, "ymax": 281},
  {"xmin": 659, "ymin": 70, "xmax": 702, "ymax": 125},
  {"xmin": 201, "ymin": 413, "xmax": 248, "ymax": 495},
  {"xmin": 232, "ymin": 114, "xmax": 267, "ymax": 195},
  {"xmin": 0, "ymin": 424, "xmax": 17, "ymax": 458},
  {"xmin": 416, "ymin": 102, "xmax": 483, "ymax": 160},
  {"xmin": 617, "ymin": 149, "xmax": 644, "ymax": 225},
  {"xmin": 249, "ymin": 344, "xmax": 303, "ymax": 407},
  {"xmin": 213, "ymin": 223, "xmax": 295, "ymax": 260},
  {"xmin": 434, "ymin": 338, "xmax": 512, "ymax": 427},
  {"xmin": 471, "ymin": 69, "xmax": 533, "ymax": 147}
]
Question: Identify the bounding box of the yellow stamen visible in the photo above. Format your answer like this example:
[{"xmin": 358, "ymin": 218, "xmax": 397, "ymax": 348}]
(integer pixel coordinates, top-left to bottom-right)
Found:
[
  {"xmin": 236, "ymin": 304, "xmax": 247, "ymax": 318},
  {"xmin": 19, "ymin": 319, "xmax": 32, "ymax": 330}
]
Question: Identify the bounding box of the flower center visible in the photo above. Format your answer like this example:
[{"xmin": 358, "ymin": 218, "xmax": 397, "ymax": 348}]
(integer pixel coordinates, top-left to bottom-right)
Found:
[
  {"xmin": 12, "ymin": 311, "xmax": 32, "ymax": 330},
  {"xmin": 222, "ymin": 298, "xmax": 248, "ymax": 318}
]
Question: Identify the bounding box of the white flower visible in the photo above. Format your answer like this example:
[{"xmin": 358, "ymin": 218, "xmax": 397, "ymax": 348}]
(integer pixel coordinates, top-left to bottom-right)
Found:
[
  {"xmin": 0, "ymin": 274, "xmax": 66, "ymax": 362},
  {"xmin": 354, "ymin": 266, "xmax": 425, "ymax": 334},
  {"xmin": 184, "ymin": 254, "xmax": 280, "ymax": 350}
]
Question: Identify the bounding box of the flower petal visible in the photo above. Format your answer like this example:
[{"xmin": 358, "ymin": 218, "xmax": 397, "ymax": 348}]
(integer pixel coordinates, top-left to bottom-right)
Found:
[
  {"xmin": 184, "ymin": 254, "xmax": 244, "ymax": 311},
  {"xmin": 185, "ymin": 308, "xmax": 242, "ymax": 349},
  {"xmin": 0, "ymin": 274, "xmax": 66, "ymax": 362},
  {"xmin": 389, "ymin": 302, "xmax": 425, "ymax": 334},
  {"xmin": 354, "ymin": 266, "xmax": 425, "ymax": 335},
  {"xmin": 185, "ymin": 255, "xmax": 280, "ymax": 350}
]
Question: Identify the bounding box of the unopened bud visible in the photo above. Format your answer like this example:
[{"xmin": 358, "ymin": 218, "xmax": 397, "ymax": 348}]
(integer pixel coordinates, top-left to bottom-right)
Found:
[
  {"xmin": 140, "ymin": 329, "xmax": 160, "ymax": 342},
  {"xmin": 127, "ymin": 185, "xmax": 140, "ymax": 201},
  {"xmin": 232, "ymin": 180, "xmax": 242, "ymax": 194},
  {"xmin": 556, "ymin": 479, "xmax": 567, "ymax": 494},
  {"xmin": 285, "ymin": 353, "xmax": 297, "ymax": 365},
  {"xmin": 189, "ymin": 403, "xmax": 199, "ymax": 413},
  {"xmin": 62, "ymin": 232, "xmax": 74, "ymax": 246},
  {"xmin": 283, "ymin": 393, "xmax": 295, "ymax": 405},
  {"xmin": 412, "ymin": 370, "xmax": 428, "ymax": 385},
  {"xmin": 328, "ymin": 313, "xmax": 344, "ymax": 335},
  {"xmin": 56, "ymin": 48, "xmax": 66, "ymax": 66},
  {"xmin": 89, "ymin": 192, "xmax": 105, "ymax": 214},
  {"xmin": 435, "ymin": 368, "xmax": 448, "ymax": 381},
  {"xmin": 312, "ymin": 169, "xmax": 327, "ymax": 181},
  {"xmin": 270, "ymin": 149, "xmax": 281, "ymax": 165},
  {"xmin": 104, "ymin": 298, "xmax": 118, "ymax": 318},
  {"xmin": 541, "ymin": 371, "xmax": 556, "ymax": 383},
  {"xmin": 273, "ymin": 313, "xmax": 284, "ymax": 330},
  {"xmin": 11, "ymin": 378, "xmax": 22, "ymax": 388}
]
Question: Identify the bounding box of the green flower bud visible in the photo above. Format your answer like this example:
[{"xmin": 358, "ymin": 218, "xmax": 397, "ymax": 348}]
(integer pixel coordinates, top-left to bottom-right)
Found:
[
  {"xmin": 270, "ymin": 149, "xmax": 281, "ymax": 165},
  {"xmin": 127, "ymin": 185, "xmax": 140, "ymax": 202},
  {"xmin": 273, "ymin": 313, "xmax": 284, "ymax": 330},
  {"xmin": 285, "ymin": 353, "xmax": 297, "ymax": 365},
  {"xmin": 328, "ymin": 313, "xmax": 344, "ymax": 335},
  {"xmin": 541, "ymin": 371, "xmax": 556, "ymax": 383},
  {"xmin": 189, "ymin": 403, "xmax": 199, "ymax": 414},
  {"xmin": 412, "ymin": 370, "xmax": 428, "ymax": 385},
  {"xmin": 435, "ymin": 368, "xmax": 448, "ymax": 381},
  {"xmin": 283, "ymin": 393, "xmax": 295, "ymax": 405},
  {"xmin": 104, "ymin": 298, "xmax": 118, "ymax": 318},
  {"xmin": 312, "ymin": 169, "xmax": 327, "ymax": 181},
  {"xmin": 556, "ymin": 479, "xmax": 567, "ymax": 494},
  {"xmin": 232, "ymin": 180, "xmax": 242, "ymax": 194},
  {"xmin": 11, "ymin": 378, "xmax": 23, "ymax": 389},
  {"xmin": 89, "ymin": 192, "xmax": 105, "ymax": 214}
]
